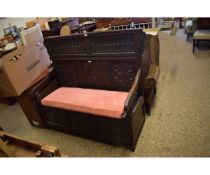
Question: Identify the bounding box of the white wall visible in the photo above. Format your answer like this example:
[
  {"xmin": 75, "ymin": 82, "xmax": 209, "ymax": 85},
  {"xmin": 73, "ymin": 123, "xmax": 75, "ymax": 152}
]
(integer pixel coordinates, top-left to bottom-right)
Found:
[{"xmin": 0, "ymin": 17, "xmax": 35, "ymax": 37}]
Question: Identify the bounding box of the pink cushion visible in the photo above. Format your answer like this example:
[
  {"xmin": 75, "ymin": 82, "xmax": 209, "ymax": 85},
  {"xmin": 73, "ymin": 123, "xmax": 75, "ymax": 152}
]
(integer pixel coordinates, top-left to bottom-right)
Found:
[{"xmin": 41, "ymin": 87, "xmax": 129, "ymax": 119}]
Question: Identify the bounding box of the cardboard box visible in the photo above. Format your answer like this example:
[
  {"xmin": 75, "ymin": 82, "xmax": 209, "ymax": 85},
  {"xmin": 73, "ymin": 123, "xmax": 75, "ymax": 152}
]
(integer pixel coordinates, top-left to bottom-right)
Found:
[
  {"xmin": 0, "ymin": 42, "xmax": 51, "ymax": 98},
  {"xmin": 20, "ymin": 24, "xmax": 44, "ymax": 46}
]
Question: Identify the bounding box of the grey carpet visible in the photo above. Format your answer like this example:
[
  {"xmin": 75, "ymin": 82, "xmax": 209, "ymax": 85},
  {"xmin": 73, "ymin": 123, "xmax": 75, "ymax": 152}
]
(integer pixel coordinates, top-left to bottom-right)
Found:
[{"xmin": 1, "ymin": 29, "xmax": 210, "ymax": 157}]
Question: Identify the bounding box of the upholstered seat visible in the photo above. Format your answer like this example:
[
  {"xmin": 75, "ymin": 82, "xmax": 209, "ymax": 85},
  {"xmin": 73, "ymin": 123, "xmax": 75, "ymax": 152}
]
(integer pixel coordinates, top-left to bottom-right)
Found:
[
  {"xmin": 41, "ymin": 87, "xmax": 129, "ymax": 119},
  {"xmin": 193, "ymin": 30, "xmax": 210, "ymax": 53},
  {"xmin": 193, "ymin": 30, "xmax": 210, "ymax": 40}
]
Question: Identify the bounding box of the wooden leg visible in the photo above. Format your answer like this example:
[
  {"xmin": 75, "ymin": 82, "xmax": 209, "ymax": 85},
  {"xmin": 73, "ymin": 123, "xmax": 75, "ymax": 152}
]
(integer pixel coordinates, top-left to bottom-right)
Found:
[
  {"xmin": 148, "ymin": 104, "xmax": 151, "ymax": 116},
  {"xmin": 129, "ymin": 142, "xmax": 135, "ymax": 152},
  {"xmin": 143, "ymin": 101, "xmax": 146, "ymax": 116},
  {"xmin": 179, "ymin": 18, "xmax": 182, "ymax": 28},
  {"xmin": 193, "ymin": 39, "xmax": 195, "ymax": 53},
  {"xmin": 197, "ymin": 40, "xmax": 200, "ymax": 48},
  {"xmin": 145, "ymin": 102, "xmax": 151, "ymax": 116}
]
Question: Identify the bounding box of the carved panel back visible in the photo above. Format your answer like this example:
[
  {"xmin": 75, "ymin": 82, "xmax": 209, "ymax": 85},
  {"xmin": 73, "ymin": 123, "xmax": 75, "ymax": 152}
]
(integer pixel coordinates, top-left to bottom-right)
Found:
[
  {"xmin": 81, "ymin": 60, "xmax": 106, "ymax": 89},
  {"xmin": 89, "ymin": 34, "xmax": 135, "ymax": 53},
  {"xmin": 45, "ymin": 35, "xmax": 87, "ymax": 58},
  {"xmin": 108, "ymin": 60, "xmax": 138, "ymax": 91},
  {"xmin": 54, "ymin": 60, "xmax": 81, "ymax": 87},
  {"xmin": 44, "ymin": 29, "xmax": 146, "ymax": 92}
]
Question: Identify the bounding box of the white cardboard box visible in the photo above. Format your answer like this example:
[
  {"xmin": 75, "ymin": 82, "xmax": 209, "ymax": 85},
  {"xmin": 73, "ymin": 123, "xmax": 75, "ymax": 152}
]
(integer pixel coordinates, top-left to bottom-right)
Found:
[{"xmin": 0, "ymin": 42, "xmax": 51, "ymax": 98}]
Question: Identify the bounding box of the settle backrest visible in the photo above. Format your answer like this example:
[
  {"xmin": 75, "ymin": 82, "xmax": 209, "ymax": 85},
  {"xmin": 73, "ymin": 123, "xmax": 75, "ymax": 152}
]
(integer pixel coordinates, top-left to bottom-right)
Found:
[
  {"xmin": 44, "ymin": 29, "xmax": 146, "ymax": 92},
  {"xmin": 197, "ymin": 18, "xmax": 210, "ymax": 30}
]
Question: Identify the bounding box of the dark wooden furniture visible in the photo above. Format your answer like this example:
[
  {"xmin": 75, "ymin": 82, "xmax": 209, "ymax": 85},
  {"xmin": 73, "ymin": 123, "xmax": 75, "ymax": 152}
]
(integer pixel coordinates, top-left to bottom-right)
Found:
[
  {"xmin": 179, "ymin": 18, "xmax": 183, "ymax": 28},
  {"xmin": 42, "ymin": 29, "xmax": 61, "ymax": 38},
  {"xmin": 79, "ymin": 23, "xmax": 96, "ymax": 33},
  {"xmin": 192, "ymin": 18, "xmax": 210, "ymax": 53},
  {"xmin": 142, "ymin": 34, "xmax": 160, "ymax": 115},
  {"xmin": 0, "ymin": 97, "xmax": 16, "ymax": 105},
  {"xmin": 197, "ymin": 18, "xmax": 210, "ymax": 30},
  {"xmin": 193, "ymin": 30, "xmax": 210, "ymax": 53},
  {"xmin": 110, "ymin": 18, "xmax": 151, "ymax": 26},
  {"xmin": 95, "ymin": 18, "xmax": 112, "ymax": 29},
  {"xmin": 109, "ymin": 27, "xmax": 160, "ymax": 115},
  {"xmin": 17, "ymin": 68, "xmax": 54, "ymax": 127},
  {"xmin": 33, "ymin": 29, "xmax": 146, "ymax": 151}
]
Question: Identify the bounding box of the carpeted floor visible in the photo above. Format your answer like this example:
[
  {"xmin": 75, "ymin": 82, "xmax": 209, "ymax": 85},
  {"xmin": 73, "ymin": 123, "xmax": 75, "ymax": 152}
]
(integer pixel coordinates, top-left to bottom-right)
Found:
[{"xmin": 1, "ymin": 28, "xmax": 210, "ymax": 157}]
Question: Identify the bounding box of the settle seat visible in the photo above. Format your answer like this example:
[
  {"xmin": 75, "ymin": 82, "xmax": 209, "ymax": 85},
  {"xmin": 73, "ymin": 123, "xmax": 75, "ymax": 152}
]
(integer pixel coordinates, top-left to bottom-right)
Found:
[
  {"xmin": 34, "ymin": 29, "xmax": 146, "ymax": 151},
  {"xmin": 192, "ymin": 18, "xmax": 210, "ymax": 53},
  {"xmin": 193, "ymin": 30, "xmax": 210, "ymax": 53},
  {"xmin": 41, "ymin": 87, "xmax": 128, "ymax": 119}
]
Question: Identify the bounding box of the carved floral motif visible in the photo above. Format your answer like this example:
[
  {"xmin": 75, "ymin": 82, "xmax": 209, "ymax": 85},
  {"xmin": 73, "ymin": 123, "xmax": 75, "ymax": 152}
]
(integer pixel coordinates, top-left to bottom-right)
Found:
[{"xmin": 55, "ymin": 62, "xmax": 79, "ymax": 87}]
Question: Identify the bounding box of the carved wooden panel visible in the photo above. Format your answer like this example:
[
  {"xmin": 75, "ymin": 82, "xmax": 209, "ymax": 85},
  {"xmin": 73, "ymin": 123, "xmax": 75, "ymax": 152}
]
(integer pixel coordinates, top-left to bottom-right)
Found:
[
  {"xmin": 54, "ymin": 61, "xmax": 80, "ymax": 87},
  {"xmin": 85, "ymin": 61, "xmax": 98, "ymax": 86},
  {"xmin": 110, "ymin": 61, "xmax": 137, "ymax": 91},
  {"xmin": 90, "ymin": 35, "xmax": 135, "ymax": 53},
  {"xmin": 44, "ymin": 29, "xmax": 146, "ymax": 92},
  {"xmin": 50, "ymin": 37, "xmax": 87, "ymax": 55}
]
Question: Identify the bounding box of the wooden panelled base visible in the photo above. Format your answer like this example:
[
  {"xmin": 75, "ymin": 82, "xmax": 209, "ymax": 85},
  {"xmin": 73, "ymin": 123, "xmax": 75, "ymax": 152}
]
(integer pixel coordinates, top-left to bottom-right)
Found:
[
  {"xmin": 39, "ymin": 97, "xmax": 145, "ymax": 151},
  {"xmin": 17, "ymin": 68, "xmax": 55, "ymax": 127},
  {"xmin": 0, "ymin": 97, "xmax": 16, "ymax": 105}
]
